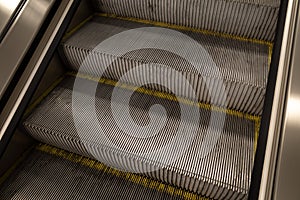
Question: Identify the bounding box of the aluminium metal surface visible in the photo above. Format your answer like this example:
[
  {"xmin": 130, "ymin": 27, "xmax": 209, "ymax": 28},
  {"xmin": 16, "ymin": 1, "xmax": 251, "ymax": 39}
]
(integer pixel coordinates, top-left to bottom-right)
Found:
[
  {"xmin": 21, "ymin": 5, "xmax": 270, "ymax": 199},
  {"xmin": 0, "ymin": 0, "xmax": 55, "ymax": 100},
  {"xmin": 273, "ymin": 2, "xmax": 300, "ymax": 199},
  {"xmin": 0, "ymin": 145, "xmax": 183, "ymax": 199},
  {"xmin": 0, "ymin": 0, "xmax": 75, "ymax": 141},
  {"xmin": 61, "ymin": 15, "xmax": 270, "ymax": 115},
  {"xmin": 92, "ymin": 0, "xmax": 280, "ymax": 41},
  {"xmin": 23, "ymin": 76, "xmax": 256, "ymax": 199},
  {"xmin": 0, "ymin": 0, "xmax": 23, "ymax": 40},
  {"xmin": 257, "ymin": 1, "xmax": 299, "ymax": 199}
]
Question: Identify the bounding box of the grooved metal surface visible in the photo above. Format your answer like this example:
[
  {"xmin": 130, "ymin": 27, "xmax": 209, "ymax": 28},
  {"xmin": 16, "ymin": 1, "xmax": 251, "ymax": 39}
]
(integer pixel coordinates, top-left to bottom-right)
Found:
[
  {"xmin": 0, "ymin": 148, "xmax": 184, "ymax": 200},
  {"xmin": 23, "ymin": 77, "xmax": 255, "ymax": 199},
  {"xmin": 61, "ymin": 16, "xmax": 269, "ymax": 115},
  {"xmin": 91, "ymin": 0, "xmax": 280, "ymax": 41}
]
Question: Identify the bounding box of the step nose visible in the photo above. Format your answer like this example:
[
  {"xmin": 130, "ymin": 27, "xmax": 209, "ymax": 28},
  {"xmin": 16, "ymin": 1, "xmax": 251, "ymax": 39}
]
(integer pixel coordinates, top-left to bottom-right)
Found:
[{"xmin": 61, "ymin": 15, "xmax": 270, "ymax": 115}]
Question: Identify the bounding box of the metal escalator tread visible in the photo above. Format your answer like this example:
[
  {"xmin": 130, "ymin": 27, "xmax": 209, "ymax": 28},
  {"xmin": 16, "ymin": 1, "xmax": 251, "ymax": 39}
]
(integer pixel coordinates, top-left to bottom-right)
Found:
[
  {"xmin": 0, "ymin": 144, "xmax": 186, "ymax": 200},
  {"xmin": 61, "ymin": 15, "xmax": 270, "ymax": 115},
  {"xmin": 23, "ymin": 76, "xmax": 256, "ymax": 199},
  {"xmin": 91, "ymin": 0, "xmax": 280, "ymax": 41}
]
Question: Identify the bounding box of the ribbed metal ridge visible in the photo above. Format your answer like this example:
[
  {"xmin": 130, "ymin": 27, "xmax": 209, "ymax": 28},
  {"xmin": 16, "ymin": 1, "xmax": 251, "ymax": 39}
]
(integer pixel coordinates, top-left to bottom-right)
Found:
[
  {"xmin": 0, "ymin": 148, "xmax": 184, "ymax": 200},
  {"xmin": 61, "ymin": 16, "xmax": 269, "ymax": 115},
  {"xmin": 91, "ymin": 0, "xmax": 280, "ymax": 41},
  {"xmin": 23, "ymin": 77, "xmax": 255, "ymax": 199}
]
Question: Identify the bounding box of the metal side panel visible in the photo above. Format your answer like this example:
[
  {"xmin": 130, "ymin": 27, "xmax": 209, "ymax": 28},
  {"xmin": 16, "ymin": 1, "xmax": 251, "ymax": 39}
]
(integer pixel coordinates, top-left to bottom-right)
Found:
[
  {"xmin": 0, "ymin": 0, "xmax": 23, "ymax": 41},
  {"xmin": 252, "ymin": 0, "xmax": 299, "ymax": 199},
  {"xmin": 0, "ymin": 0, "xmax": 55, "ymax": 100},
  {"xmin": 0, "ymin": 0, "xmax": 81, "ymax": 155},
  {"xmin": 273, "ymin": 3, "xmax": 300, "ymax": 200}
]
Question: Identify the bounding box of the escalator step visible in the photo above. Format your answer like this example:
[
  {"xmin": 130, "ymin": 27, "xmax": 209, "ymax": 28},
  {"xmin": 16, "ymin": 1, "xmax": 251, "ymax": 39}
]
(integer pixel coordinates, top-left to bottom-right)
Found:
[
  {"xmin": 91, "ymin": 0, "xmax": 280, "ymax": 41},
  {"xmin": 23, "ymin": 76, "xmax": 257, "ymax": 199},
  {"xmin": 61, "ymin": 15, "xmax": 270, "ymax": 115},
  {"xmin": 0, "ymin": 144, "xmax": 192, "ymax": 200}
]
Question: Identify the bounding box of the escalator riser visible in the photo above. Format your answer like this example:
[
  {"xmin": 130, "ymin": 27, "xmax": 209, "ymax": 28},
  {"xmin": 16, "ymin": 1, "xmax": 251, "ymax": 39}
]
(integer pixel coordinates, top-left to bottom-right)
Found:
[
  {"xmin": 61, "ymin": 16, "xmax": 269, "ymax": 115},
  {"xmin": 92, "ymin": 0, "xmax": 280, "ymax": 41},
  {"xmin": 23, "ymin": 77, "xmax": 255, "ymax": 199}
]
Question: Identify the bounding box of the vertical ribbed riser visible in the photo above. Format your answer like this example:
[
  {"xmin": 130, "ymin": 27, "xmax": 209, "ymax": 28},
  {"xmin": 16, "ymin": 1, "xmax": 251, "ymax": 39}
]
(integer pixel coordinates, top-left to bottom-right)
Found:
[
  {"xmin": 23, "ymin": 77, "xmax": 255, "ymax": 199},
  {"xmin": 15, "ymin": 1, "xmax": 275, "ymax": 198},
  {"xmin": 61, "ymin": 16, "xmax": 269, "ymax": 115},
  {"xmin": 92, "ymin": 0, "xmax": 280, "ymax": 41},
  {"xmin": 63, "ymin": 45, "xmax": 266, "ymax": 115}
]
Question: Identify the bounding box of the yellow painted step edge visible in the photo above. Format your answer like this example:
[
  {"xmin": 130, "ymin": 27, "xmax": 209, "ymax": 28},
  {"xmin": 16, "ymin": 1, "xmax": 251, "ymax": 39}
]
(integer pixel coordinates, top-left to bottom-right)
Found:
[
  {"xmin": 23, "ymin": 71, "xmax": 260, "ymax": 155},
  {"xmin": 62, "ymin": 13, "xmax": 273, "ymax": 69},
  {"xmin": 68, "ymin": 71, "xmax": 261, "ymax": 154},
  {"xmin": 68, "ymin": 71, "xmax": 261, "ymax": 122},
  {"xmin": 36, "ymin": 143, "xmax": 212, "ymax": 200},
  {"xmin": 24, "ymin": 74, "xmax": 66, "ymax": 117},
  {"xmin": 97, "ymin": 13, "xmax": 273, "ymax": 48}
]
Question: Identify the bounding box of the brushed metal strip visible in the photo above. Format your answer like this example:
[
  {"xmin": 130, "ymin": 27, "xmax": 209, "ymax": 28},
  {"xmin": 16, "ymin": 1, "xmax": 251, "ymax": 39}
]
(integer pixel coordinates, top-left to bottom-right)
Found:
[
  {"xmin": 0, "ymin": 0, "xmax": 74, "ymax": 140},
  {"xmin": 258, "ymin": 1, "xmax": 299, "ymax": 199},
  {"xmin": 0, "ymin": 0, "xmax": 23, "ymax": 40},
  {"xmin": 273, "ymin": 3, "xmax": 300, "ymax": 199},
  {"xmin": 0, "ymin": 0, "xmax": 54, "ymax": 100}
]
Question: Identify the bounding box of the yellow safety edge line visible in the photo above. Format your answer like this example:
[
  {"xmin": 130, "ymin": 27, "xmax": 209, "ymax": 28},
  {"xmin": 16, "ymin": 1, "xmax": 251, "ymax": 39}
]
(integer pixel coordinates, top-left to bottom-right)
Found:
[
  {"xmin": 254, "ymin": 120, "xmax": 261, "ymax": 156},
  {"xmin": 34, "ymin": 9, "xmax": 265, "ymax": 161},
  {"xmin": 61, "ymin": 12, "xmax": 273, "ymax": 71},
  {"xmin": 268, "ymin": 45, "xmax": 273, "ymax": 68},
  {"xmin": 0, "ymin": 146, "xmax": 35, "ymax": 186},
  {"xmin": 97, "ymin": 13, "xmax": 274, "ymax": 48},
  {"xmin": 21, "ymin": 69, "xmax": 261, "ymax": 161},
  {"xmin": 67, "ymin": 71, "xmax": 261, "ymax": 123},
  {"xmin": 62, "ymin": 12, "xmax": 265, "ymax": 153},
  {"xmin": 24, "ymin": 75, "xmax": 66, "ymax": 117},
  {"xmin": 68, "ymin": 72, "xmax": 261, "ymax": 155},
  {"xmin": 23, "ymin": 70, "xmax": 260, "ymax": 159},
  {"xmin": 60, "ymin": 12, "xmax": 270, "ymax": 120},
  {"xmin": 36, "ymin": 143, "xmax": 212, "ymax": 200},
  {"xmin": 62, "ymin": 12, "xmax": 273, "ymax": 49},
  {"xmin": 9, "ymin": 12, "xmax": 264, "ymax": 188},
  {"xmin": 97, "ymin": 13, "xmax": 273, "ymax": 72},
  {"xmin": 60, "ymin": 12, "xmax": 269, "ymax": 120}
]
